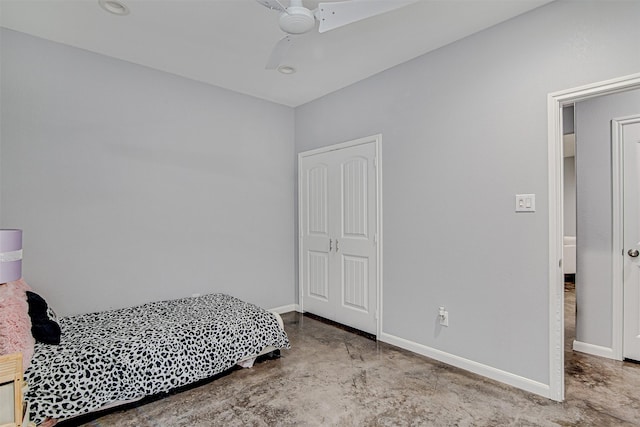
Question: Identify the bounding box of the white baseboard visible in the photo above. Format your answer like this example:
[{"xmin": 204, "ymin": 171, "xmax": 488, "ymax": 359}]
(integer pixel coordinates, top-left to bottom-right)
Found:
[
  {"xmin": 379, "ymin": 332, "xmax": 551, "ymax": 399},
  {"xmin": 572, "ymin": 340, "xmax": 616, "ymax": 360},
  {"xmin": 269, "ymin": 303, "xmax": 300, "ymax": 314}
]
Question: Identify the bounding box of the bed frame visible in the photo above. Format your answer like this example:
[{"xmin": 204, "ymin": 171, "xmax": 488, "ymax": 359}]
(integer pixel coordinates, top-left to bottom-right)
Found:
[{"xmin": 0, "ymin": 353, "xmax": 34, "ymax": 427}]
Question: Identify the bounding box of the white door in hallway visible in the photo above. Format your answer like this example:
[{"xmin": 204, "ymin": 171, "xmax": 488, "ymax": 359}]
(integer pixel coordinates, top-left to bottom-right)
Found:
[
  {"xmin": 622, "ymin": 116, "xmax": 640, "ymax": 361},
  {"xmin": 299, "ymin": 137, "xmax": 379, "ymax": 335}
]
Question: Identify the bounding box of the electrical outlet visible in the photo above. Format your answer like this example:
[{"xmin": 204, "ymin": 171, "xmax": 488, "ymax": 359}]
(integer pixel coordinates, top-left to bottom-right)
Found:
[
  {"xmin": 440, "ymin": 311, "xmax": 449, "ymax": 327},
  {"xmin": 439, "ymin": 307, "xmax": 449, "ymax": 327}
]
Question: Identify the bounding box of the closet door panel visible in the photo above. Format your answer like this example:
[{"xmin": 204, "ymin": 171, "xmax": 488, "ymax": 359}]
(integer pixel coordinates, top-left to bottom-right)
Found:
[
  {"xmin": 300, "ymin": 157, "xmax": 334, "ymax": 317},
  {"xmin": 332, "ymin": 143, "xmax": 377, "ymax": 333}
]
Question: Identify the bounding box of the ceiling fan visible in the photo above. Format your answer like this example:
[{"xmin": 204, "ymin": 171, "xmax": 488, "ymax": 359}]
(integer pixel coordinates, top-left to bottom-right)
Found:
[{"xmin": 256, "ymin": 0, "xmax": 418, "ymax": 70}]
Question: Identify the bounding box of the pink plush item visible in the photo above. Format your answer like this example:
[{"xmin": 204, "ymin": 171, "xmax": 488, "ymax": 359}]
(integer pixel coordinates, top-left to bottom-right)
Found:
[{"xmin": 0, "ymin": 278, "xmax": 35, "ymax": 369}]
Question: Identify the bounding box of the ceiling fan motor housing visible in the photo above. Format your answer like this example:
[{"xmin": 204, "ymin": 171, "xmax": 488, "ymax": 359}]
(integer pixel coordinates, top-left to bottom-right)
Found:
[{"xmin": 279, "ymin": 6, "xmax": 315, "ymax": 34}]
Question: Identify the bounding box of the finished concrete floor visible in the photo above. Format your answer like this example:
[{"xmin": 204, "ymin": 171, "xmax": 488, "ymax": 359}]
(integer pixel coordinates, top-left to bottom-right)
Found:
[{"xmin": 76, "ymin": 287, "xmax": 640, "ymax": 426}]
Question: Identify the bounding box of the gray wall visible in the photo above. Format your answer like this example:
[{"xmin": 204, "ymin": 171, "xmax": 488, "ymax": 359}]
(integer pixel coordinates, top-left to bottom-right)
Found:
[
  {"xmin": 564, "ymin": 156, "xmax": 576, "ymax": 237},
  {"xmin": 0, "ymin": 29, "xmax": 296, "ymax": 316},
  {"xmin": 295, "ymin": 0, "xmax": 640, "ymax": 384},
  {"xmin": 563, "ymin": 107, "xmax": 576, "ymax": 236},
  {"xmin": 575, "ymin": 89, "xmax": 640, "ymax": 348},
  {"xmin": 563, "ymin": 106, "xmax": 575, "ymax": 135}
]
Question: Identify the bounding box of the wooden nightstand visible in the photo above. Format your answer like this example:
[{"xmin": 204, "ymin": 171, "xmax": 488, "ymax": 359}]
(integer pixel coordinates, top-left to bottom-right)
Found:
[{"xmin": 0, "ymin": 353, "xmax": 34, "ymax": 427}]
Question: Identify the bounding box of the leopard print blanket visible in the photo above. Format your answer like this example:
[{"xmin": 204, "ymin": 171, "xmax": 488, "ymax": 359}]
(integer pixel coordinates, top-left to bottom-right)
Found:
[{"xmin": 24, "ymin": 293, "xmax": 290, "ymax": 424}]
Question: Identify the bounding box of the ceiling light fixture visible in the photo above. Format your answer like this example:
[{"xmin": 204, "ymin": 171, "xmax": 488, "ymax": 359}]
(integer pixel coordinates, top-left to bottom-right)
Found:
[
  {"xmin": 98, "ymin": 0, "xmax": 130, "ymax": 16},
  {"xmin": 277, "ymin": 65, "xmax": 296, "ymax": 75}
]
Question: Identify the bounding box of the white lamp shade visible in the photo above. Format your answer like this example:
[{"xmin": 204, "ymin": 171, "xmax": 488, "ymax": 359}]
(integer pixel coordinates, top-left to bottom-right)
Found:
[{"xmin": 0, "ymin": 229, "xmax": 22, "ymax": 283}]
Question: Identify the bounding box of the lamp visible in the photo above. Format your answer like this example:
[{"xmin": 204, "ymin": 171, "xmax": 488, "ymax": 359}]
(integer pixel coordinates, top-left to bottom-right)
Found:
[{"xmin": 0, "ymin": 229, "xmax": 22, "ymax": 284}]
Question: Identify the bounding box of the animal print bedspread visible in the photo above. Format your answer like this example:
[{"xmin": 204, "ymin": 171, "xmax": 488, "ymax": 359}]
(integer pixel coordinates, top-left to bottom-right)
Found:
[{"xmin": 24, "ymin": 293, "xmax": 290, "ymax": 424}]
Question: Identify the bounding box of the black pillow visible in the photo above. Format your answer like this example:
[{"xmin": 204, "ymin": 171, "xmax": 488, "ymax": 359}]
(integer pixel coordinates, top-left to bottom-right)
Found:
[{"xmin": 26, "ymin": 291, "xmax": 61, "ymax": 345}]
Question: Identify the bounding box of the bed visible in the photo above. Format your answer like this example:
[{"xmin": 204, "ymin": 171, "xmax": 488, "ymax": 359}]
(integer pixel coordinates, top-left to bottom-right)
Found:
[{"xmin": 21, "ymin": 293, "xmax": 290, "ymax": 426}]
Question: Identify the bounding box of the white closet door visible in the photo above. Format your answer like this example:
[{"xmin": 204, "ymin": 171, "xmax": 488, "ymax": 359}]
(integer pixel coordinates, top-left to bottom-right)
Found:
[
  {"xmin": 623, "ymin": 118, "xmax": 640, "ymax": 361},
  {"xmin": 300, "ymin": 139, "xmax": 378, "ymax": 335},
  {"xmin": 300, "ymin": 155, "xmax": 332, "ymax": 318}
]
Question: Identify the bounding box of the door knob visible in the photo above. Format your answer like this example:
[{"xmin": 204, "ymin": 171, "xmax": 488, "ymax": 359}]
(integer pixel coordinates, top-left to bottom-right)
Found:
[{"xmin": 628, "ymin": 249, "xmax": 639, "ymax": 258}]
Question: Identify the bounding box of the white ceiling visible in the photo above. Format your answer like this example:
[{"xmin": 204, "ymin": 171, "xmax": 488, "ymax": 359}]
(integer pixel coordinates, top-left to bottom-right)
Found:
[{"xmin": 0, "ymin": 0, "xmax": 552, "ymax": 107}]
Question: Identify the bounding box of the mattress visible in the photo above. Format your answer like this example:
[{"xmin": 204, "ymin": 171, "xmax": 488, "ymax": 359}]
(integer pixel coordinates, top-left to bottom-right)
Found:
[{"xmin": 23, "ymin": 293, "xmax": 290, "ymax": 425}]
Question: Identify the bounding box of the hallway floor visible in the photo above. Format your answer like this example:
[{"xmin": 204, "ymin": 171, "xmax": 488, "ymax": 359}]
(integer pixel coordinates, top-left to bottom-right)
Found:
[
  {"xmin": 562, "ymin": 283, "xmax": 640, "ymax": 425},
  {"xmin": 76, "ymin": 290, "xmax": 640, "ymax": 426}
]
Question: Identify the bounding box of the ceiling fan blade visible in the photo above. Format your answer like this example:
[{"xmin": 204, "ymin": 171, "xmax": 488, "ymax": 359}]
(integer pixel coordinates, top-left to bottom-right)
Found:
[
  {"xmin": 265, "ymin": 35, "xmax": 294, "ymax": 70},
  {"xmin": 316, "ymin": 0, "xmax": 419, "ymax": 33},
  {"xmin": 256, "ymin": 0, "xmax": 288, "ymax": 13}
]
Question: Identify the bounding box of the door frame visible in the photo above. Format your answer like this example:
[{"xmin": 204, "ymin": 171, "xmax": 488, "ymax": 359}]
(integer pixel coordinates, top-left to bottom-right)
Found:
[
  {"xmin": 298, "ymin": 134, "xmax": 383, "ymax": 337},
  {"xmin": 547, "ymin": 73, "xmax": 640, "ymax": 402},
  {"xmin": 613, "ymin": 114, "xmax": 640, "ymax": 361}
]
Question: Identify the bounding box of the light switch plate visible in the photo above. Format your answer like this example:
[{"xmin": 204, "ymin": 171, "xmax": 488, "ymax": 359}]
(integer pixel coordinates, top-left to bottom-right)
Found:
[{"xmin": 515, "ymin": 194, "xmax": 536, "ymax": 212}]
